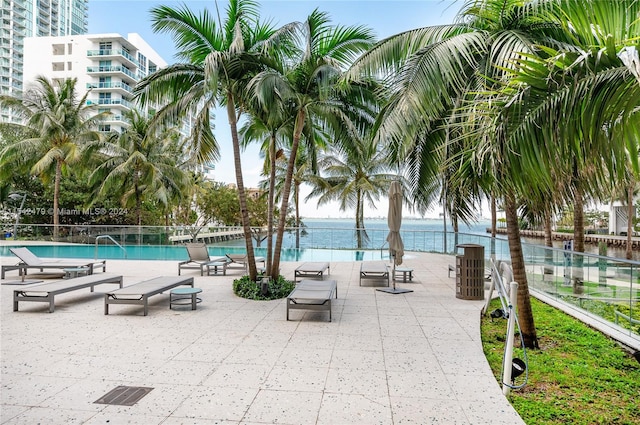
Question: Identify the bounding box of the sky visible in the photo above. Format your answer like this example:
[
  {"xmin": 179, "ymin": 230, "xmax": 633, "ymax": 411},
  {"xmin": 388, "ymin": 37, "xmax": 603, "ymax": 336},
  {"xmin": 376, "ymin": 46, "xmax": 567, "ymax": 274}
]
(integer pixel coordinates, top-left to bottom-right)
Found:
[{"xmin": 87, "ymin": 0, "xmax": 463, "ymax": 219}]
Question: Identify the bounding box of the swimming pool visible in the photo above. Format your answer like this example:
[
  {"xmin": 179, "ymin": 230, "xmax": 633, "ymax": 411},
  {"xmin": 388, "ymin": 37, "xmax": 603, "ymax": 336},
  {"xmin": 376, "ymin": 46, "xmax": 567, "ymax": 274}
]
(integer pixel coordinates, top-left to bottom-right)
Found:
[{"xmin": 0, "ymin": 244, "xmax": 387, "ymax": 262}]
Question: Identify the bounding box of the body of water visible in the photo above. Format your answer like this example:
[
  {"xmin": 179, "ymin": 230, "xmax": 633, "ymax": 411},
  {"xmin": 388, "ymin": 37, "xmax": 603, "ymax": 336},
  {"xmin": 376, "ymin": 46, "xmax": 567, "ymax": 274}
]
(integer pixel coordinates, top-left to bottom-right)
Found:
[{"xmin": 1, "ymin": 217, "xmax": 635, "ymax": 261}]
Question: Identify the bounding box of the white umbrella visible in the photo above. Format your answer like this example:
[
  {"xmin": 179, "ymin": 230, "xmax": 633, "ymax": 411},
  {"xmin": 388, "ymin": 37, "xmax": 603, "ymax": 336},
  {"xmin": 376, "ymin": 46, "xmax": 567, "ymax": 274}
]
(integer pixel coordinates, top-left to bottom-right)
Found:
[{"xmin": 378, "ymin": 181, "xmax": 412, "ymax": 294}]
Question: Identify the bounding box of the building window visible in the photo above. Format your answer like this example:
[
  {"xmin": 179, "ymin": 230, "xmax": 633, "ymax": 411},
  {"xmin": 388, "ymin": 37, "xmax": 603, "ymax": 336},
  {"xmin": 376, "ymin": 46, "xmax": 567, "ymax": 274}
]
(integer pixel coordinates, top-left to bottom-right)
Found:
[{"xmin": 99, "ymin": 41, "xmax": 112, "ymax": 53}]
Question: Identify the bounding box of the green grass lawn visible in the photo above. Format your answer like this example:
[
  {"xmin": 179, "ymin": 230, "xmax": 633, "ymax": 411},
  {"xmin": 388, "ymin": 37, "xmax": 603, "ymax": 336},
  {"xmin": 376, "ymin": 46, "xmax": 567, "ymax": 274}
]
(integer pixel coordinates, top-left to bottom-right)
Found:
[{"xmin": 481, "ymin": 297, "xmax": 640, "ymax": 425}]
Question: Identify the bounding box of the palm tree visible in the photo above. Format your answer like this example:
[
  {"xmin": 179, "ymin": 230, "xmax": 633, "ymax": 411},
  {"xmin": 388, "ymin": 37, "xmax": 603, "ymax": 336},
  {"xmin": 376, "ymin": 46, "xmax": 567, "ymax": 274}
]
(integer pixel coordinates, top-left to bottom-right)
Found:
[
  {"xmin": 503, "ymin": 1, "xmax": 640, "ymax": 256},
  {"xmin": 0, "ymin": 76, "xmax": 106, "ymax": 239},
  {"xmin": 348, "ymin": 0, "xmax": 576, "ymax": 348},
  {"xmin": 88, "ymin": 109, "xmax": 189, "ymax": 226},
  {"xmin": 239, "ymin": 92, "xmax": 297, "ymax": 269},
  {"xmin": 135, "ymin": 0, "xmax": 290, "ymax": 280},
  {"xmin": 249, "ymin": 9, "xmax": 376, "ymax": 277},
  {"xmin": 307, "ymin": 137, "xmax": 397, "ymax": 249}
]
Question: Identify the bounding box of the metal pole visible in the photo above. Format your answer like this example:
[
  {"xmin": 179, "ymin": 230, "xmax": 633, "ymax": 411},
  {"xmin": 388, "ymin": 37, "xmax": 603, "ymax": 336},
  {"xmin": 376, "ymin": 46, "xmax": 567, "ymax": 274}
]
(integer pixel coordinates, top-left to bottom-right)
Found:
[
  {"xmin": 502, "ymin": 281, "xmax": 519, "ymax": 396},
  {"xmin": 11, "ymin": 193, "xmax": 26, "ymax": 239}
]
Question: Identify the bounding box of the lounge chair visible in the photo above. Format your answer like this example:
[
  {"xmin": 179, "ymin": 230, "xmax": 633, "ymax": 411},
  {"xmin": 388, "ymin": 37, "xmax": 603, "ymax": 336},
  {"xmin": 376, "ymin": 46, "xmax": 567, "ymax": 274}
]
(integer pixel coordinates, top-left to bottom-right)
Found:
[
  {"xmin": 178, "ymin": 243, "xmax": 229, "ymax": 276},
  {"xmin": 104, "ymin": 276, "xmax": 194, "ymax": 316},
  {"xmin": 3, "ymin": 247, "xmax": 106, "ymax": 282},
  {"xmin": 294, "ymin": 262, "xmax": 330, "ymax": 282},
  {"xmin": 286, "ymin": 279, "xmax": 338, "ymax": 322},
  {"xmin": 359, "ymin": 262, "xmax": 390, "ymax": 287},
  {"xmin": 13, "ymin": 273, "xmax": 123, "ymax": 313},
  {"xmin": 225, "ymin": 253, "xmax": 266, "ymax": 272}
]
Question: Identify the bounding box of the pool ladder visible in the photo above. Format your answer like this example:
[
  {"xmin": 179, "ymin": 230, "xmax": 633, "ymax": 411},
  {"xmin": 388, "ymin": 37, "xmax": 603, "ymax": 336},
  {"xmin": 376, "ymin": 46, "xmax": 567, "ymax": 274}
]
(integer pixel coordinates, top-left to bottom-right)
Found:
[{"xmin": 95, "ymin": 235, "xmax": 127, "ymax": 259}]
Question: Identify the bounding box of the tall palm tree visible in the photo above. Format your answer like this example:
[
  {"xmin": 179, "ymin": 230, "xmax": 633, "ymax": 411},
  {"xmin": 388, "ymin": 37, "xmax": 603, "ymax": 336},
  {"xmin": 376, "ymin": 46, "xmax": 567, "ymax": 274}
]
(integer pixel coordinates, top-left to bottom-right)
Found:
[
  {"xmin": 0, "ymin": 76, "xmax": 106, "ymax": 239},
  {"xmin": 135, "ymin": 0, "xmax": 291, "ymax": 280},
  {"xmin": 239, "ymin": 93, "xmax": 297, "ymax": 270},
  {"xmin": 249, "ymin": 9, "xmax": 376, "ymax": 277},
  {"xmin": 88, "ymin": 109, "xmax": 189, "ymax": 226},
  {"xmin": 348, "ymin": 0, "xmax": 575, "ymax": 348},
  {"xmin": 307, "ymin": 137, "xmax": 397, "ymax": 249},
  {"xmin": 503, "ymin": 1, "xmax": 640, "ymax": 255}
]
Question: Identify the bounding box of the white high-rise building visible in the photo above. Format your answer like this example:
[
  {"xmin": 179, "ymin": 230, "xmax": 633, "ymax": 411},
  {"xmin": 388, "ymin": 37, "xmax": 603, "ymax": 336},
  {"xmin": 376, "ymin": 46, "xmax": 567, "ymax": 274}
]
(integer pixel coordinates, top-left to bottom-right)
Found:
[
  {"xmin": 1, "ymin": 0, "xmax": 89, "ymax": 122},
  {"xmin": 23, "ymin": 33, "xmax": 167, "ymax": 133}
]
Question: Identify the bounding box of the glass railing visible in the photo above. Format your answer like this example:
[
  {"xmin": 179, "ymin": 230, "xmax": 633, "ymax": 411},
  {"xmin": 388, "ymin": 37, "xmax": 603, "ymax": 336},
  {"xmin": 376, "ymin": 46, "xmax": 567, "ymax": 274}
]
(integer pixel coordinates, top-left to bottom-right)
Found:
[
  {"xmin": 86, "ymin": 98, "xmax": 133, "ymax": 108},
  {"xmin": 1, "ymin": 223, "xmax": 637, "ymax": 342},
  {"xmin": 86, "ymin": 82, "xmax": 133, "ymax": 92},
  {"xmin": 521, "ymin": 244, "xmax": 639, "ymax": 341},
  {"xmin": 86, "ymin": 65, "xmax": 136, "ymax": 80},
  {"xmin": 86, "ymin": 49, "xmax": 139, "ymax": 66}
]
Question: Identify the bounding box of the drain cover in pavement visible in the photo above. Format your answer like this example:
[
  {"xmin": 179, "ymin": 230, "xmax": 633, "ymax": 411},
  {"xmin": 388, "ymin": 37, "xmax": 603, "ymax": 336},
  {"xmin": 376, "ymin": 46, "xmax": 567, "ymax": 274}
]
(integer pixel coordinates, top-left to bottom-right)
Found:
[{"xmin": 94, "ymin": 386, "xmax": 153, "ymax": 406}]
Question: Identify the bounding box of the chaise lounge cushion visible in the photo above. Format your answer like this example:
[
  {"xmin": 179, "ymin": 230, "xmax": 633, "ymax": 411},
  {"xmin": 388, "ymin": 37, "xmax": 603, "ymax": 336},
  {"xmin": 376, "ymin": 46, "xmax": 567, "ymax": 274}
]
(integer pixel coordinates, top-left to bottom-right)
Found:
[
  {"xmin": 294, "ymin": 262, "xmax": 330, "ymax": 281},
  {"xmin": 4, "ymin": 247, "xmax": 106, "ymax": 281},
  {"xmin": 104, "ymin": 276, "xmax": 194, "ymax": 316},
  {"xmin": 286, "ymin": 279, "xmax": 338, "ymax": 322}
]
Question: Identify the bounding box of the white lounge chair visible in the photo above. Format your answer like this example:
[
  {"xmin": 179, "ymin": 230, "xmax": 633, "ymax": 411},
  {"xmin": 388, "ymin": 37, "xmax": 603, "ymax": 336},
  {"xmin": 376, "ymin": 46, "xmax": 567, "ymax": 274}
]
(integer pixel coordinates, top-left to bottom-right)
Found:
[
  {"xmin": 359, "ymin": 262, "xmax": 390, "ymax": 287},
  {"xmin": 286, "ymin": 279, "xmax": 338, "ymax": 322},
  {"xmin": 104, "ymin": 276, "xmax": 194, "ymax": 316},
  {"xmin": 294, "ymin": 262, "xmax": 330, "ymax": 282},
  {"xmin": 3, "ymin": 247, "xmax": 106, "ymax": 282},
  {"xmin": 13, "ymin": 273, "xmax": 123, "ymax": 313},
  {"xmin": 225, "ymin": 253, "xmax": 266, "ymax": 272},
  {"xmin": 178, "ymin": 243, "xmax": 228, "ymax": 276}
]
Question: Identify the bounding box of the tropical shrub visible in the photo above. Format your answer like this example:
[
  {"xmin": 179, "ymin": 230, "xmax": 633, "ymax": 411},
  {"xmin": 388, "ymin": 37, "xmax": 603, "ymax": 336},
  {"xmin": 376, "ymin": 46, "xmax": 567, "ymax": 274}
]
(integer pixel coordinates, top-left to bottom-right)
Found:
[{"xmin": 233, "ymin": 274, "xmax": 295, "ymax": 301}]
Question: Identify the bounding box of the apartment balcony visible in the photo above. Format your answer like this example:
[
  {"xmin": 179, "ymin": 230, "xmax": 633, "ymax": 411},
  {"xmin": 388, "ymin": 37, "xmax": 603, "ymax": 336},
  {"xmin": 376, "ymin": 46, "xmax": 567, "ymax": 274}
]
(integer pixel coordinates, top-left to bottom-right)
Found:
[
  {"xmin": 87, "ymin": 49, "xmax": 139, "ymax": 68},
  {"xmin": 86, "ymin": 81, "xmax": 133, "ymax": 96},
  {"xmin": 86, "ymin": 65, "xmax": 137, "ymax": 83},
  {"xmin": 13, "ymin": 6, "xmax": 27, "ymax": 20},
  {"xmin": 86, "ymin": 98, "xmax": 134, "ymax": 110},
  {"xmin": 102, "ymin": 114, "xmax": 127, "ymax": 124}
]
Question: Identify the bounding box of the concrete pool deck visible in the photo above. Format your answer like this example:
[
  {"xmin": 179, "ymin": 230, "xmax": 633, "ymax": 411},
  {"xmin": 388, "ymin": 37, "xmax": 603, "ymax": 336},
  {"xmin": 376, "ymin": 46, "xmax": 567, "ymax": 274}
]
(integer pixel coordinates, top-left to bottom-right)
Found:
[{"xmin": 1, "ymin": 252, "xmax": 525, "ymax": 424}]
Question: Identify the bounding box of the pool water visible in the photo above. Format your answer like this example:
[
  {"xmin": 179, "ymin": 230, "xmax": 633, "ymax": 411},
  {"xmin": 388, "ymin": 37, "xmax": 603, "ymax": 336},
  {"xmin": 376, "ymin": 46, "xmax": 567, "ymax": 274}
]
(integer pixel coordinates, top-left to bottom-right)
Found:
[{"xmin": 0, "ymin": 244, "xmax": 387, "ymax": 262}]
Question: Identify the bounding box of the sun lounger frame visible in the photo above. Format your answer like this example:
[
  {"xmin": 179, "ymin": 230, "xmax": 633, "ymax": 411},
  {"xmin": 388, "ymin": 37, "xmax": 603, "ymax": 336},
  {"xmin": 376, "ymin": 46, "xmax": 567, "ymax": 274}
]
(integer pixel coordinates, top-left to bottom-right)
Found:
[
  {"xmin": 294, "ymin": 262, "xmax": 330, "ymax": 282},
  {"xmin": 178, "ymin": 242, "xmax": 229, "ymax": 276},
  {"xmin": 225, "ymin": 254, "xmax": 266, "ymax": 272},
  {"xmin": 104, "ymin": 276, "xmax": 194, "ymax": 316},
  {"xmin": 359, "ymin": 262, "xmax": 390, "ymax": 287},
  {"xmin": 286, "ymin": 279, "xmax": 337, "ymax": 322},
  {"xmin": 3, "ymin": 247, "xmax": 106, "ymax": 281},
  {"xmin": 13, "ymin": 274, "xmax": 123, "ymax": 313},
  {"xmin": 178, "ymin": 257, "xmax": 229, "ymax": 276}
]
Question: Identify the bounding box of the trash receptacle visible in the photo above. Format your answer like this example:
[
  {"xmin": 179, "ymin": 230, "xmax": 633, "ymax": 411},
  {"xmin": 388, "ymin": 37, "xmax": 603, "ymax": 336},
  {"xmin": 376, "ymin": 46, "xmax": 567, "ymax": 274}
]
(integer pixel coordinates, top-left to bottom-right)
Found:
[{"xmin": 455, "ymin": 244, "xmax": 485, "ymax": 300}]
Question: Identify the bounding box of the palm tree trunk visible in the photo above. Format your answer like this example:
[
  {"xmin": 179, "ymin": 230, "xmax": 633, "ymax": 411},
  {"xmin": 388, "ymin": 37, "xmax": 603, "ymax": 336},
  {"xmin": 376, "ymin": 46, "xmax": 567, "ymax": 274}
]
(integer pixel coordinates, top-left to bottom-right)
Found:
[
  {"xmin": 136, "ymin": 188, "xmax": 142, "ymax": 227},
  {"xmin": 226, "ymin": 92, "xmax": 257, "ymax": 280},
  {"xmin": 543, "ymin": 207, "xmax": 554, "ymax": 277},
  {"xmin": 573, "ymin": 182, "xmax": 585, "ymax": 253},
  {"xmin": 294, "ymin": 181, "xmax": 301, "ymax": 249},
  {"xmin": 53, "ymin": 159, "xmax": 61, "ymax": 241},
  {"xmin": 490, "ymin": 195, "xmax": 497, "ymax": 257},
  {"xmin": 272, "ymin": 109, "xmax": 306, "ymax": 277},
  {"xmin": 266, "ymin": 133, "xmax": 276, "ymax": 275},
  {"xmin": 356, "ymin": 189, "xmax": 363, "ymax": 248},
  {"xmin": 573, "ymin": 182, "xmax": 585, "ymax": 292},
  {"xmin": 626, "ymin": 185, "xmax": 633, "ymax": 260},
  {"xmin": 544, "ymin": 209, "xmax": 553, "ymax": 247},
  {"xmin": 490, "ymin": 195, "xmax": 497, "ymax": 238},
  {"xmin": 505, "ymin": 193, "xmax": 539, "ymax": 349}
]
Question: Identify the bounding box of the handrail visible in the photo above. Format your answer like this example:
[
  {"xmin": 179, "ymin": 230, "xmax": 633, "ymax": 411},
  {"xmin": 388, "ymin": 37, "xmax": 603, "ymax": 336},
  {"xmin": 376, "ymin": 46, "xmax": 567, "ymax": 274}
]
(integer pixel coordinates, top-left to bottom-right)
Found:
[
  {"xmin": 379, "ymin": 241, "xmax": 389, "ymax": 258},
  {"xmin": 95, "ymin": 235, "xmax": 126, "ymax": 259}
]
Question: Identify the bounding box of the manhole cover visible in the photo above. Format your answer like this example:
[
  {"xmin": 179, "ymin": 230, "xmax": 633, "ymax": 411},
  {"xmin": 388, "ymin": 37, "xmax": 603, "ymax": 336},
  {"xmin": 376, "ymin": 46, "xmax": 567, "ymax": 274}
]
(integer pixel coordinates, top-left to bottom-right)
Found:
[{"xmin": 94, "ymin": 386, "xmax": 153, "ymax": 406}]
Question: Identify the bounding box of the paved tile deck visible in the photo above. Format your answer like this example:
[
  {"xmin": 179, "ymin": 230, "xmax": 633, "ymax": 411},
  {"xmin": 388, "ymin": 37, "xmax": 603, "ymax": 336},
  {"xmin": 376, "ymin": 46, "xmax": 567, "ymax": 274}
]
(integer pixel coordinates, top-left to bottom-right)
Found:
[{"xmin": 1, "ymin": 252, "xmax": 525, "ymax": 424}]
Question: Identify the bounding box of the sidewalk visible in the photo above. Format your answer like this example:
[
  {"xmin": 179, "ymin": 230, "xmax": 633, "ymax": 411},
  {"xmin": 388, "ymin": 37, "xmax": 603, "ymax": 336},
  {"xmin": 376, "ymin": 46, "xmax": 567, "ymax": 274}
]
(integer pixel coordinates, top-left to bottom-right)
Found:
[{"xmin": 1, "ymin": 253, "xmax": 525, "ymax": 424}]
